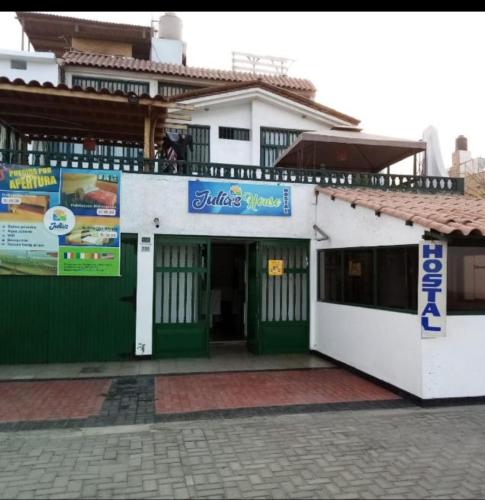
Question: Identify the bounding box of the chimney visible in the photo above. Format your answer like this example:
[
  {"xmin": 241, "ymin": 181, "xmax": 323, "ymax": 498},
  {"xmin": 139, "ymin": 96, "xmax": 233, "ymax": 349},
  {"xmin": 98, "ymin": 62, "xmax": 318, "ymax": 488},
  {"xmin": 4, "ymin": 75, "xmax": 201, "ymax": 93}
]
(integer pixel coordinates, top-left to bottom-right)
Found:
[{"xmin": 150, "ymin": 12, "xmax": 187, "ymax": 65}]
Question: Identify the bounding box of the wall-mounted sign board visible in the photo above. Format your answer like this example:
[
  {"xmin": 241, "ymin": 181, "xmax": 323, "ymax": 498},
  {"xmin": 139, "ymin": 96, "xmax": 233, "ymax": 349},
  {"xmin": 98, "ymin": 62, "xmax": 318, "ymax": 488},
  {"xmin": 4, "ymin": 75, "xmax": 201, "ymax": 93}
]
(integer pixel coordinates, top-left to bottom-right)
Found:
[
  {"xmin": 0, "ymin": 164, "xmax": 121, "ymax": 277},
  {"xmin": 188, "ymin": 180, "xmax": 291, "ymax": 216},
  {"xmin": 418, "ymin": 240, "xmax": 447, "ymax": 338}
]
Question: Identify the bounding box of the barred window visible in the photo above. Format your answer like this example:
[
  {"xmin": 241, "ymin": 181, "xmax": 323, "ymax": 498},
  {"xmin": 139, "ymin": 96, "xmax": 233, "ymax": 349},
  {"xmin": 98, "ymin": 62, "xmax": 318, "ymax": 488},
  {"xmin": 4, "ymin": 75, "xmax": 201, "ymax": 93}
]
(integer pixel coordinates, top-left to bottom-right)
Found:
[
  {"xmin": 260, "ymin": 127, "xmax": 304, "ymax": 167},
  {"xmin": 72, "ymin": 76, "xmax": 149, "ymax": 96},
  {"xmin": 158, "ymin": 82, "xmax": 196, "ymax": 97},
  {"xmin": 219, "ymin": 127, "xmax": 250, "ymax": 141}
]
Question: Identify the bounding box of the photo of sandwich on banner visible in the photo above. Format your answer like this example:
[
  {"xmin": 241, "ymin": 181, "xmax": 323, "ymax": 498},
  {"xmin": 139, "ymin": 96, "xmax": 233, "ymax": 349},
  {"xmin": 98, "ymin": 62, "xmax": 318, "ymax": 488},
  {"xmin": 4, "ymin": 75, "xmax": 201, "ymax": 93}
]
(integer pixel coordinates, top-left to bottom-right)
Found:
[
  {"xmin": 3, "ymin": 194, "xmax": 49, "ymax": 221},
  {"xmin": 63, "ymin": 217, "xmax": 119, "ymax": 247},
  {"xmin": 62, "ymin": 173, "xmax": 118, "ymax": 209}
]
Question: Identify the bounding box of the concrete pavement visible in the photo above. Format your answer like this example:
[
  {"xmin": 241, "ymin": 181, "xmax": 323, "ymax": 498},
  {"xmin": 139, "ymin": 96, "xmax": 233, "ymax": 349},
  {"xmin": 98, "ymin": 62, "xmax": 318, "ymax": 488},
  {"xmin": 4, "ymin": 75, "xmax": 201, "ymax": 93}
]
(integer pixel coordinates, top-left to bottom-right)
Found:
[{"xmin": 2, "ymin": 404, "xmax": 485, "ymax": 499}]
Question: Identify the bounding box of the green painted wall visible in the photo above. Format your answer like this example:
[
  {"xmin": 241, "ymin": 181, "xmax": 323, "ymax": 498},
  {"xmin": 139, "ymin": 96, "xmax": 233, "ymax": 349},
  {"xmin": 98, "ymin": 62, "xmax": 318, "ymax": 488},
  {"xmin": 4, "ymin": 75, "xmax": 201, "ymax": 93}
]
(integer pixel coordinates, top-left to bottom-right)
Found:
[{"xmin": 0, "ymin": 234, "xmax": 137, "ymax": 364}]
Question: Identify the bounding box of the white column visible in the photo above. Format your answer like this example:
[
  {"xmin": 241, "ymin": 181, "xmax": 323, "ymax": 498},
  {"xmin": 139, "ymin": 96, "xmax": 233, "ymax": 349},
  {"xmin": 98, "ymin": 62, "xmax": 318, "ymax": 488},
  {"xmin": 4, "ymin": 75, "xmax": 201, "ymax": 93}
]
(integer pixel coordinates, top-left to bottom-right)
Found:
[
  {"xmin": 135, "ymin": 233, "xmax": 154, "ymax": 356},
  {"xmin": 250, "ymin": 99, "xmax": 260, "ymax": 166},
  {"xmin": 309, "ymin": 238, "xmax": 318, "ymax": 350}
]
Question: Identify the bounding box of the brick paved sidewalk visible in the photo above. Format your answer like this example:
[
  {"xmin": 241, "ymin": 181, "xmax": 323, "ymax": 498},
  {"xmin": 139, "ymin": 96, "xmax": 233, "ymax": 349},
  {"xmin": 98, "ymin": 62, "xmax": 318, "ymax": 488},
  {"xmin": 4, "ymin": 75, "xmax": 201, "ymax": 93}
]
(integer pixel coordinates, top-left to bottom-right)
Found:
[
  {"xmin": 154, "ymin": 368, "xmax": 400, "ymax": 414},
  {"xmin": 0, "ymin": 379, "xmax": 110, "ymax": 423},
  {"xmin": 2, "ymin": 404, "xmax": 485, "ymax": 499},
  {"xmin": 0, "ymin": 368, "xmax": 408, "ymax": 431}
]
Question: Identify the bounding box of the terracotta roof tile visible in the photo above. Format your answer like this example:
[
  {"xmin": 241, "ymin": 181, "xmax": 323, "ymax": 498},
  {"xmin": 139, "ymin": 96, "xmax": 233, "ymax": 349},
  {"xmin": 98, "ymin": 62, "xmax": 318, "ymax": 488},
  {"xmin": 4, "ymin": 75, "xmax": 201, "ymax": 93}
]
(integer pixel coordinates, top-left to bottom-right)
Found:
[
  {"xmin": 61, "ymin": 51, "xmax": 316, "ymax": 93},
  {"xmin": 0, "ymin": 76, "xmax": 165, "ymax": 102},
  {"xmin": 168, "ymin": 80, "xmax": 360, "ymax": 125},
  {"xmin": 317, "ymin": 186, "xmax": 485, "ymax": 237}
]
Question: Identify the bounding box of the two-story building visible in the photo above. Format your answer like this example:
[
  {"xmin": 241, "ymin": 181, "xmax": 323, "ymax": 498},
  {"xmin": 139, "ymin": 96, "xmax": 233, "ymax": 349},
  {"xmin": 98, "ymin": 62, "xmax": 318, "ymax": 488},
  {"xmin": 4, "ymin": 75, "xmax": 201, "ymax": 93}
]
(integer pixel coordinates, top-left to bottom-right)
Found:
[{"xmin": 1, "ymin": 12, "xmax": 485, "ymax": 402}]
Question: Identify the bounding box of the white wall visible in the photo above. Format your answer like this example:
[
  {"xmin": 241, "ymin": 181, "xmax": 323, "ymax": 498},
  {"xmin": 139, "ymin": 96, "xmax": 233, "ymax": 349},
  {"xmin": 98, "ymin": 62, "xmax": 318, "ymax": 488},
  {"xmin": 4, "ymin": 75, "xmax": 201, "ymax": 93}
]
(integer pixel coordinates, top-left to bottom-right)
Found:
[
  {"xmin": 422, "ymin": 316, "xmax": 485, "ymax": 399},
  {"xmin": 189, "ymin": 96, "xmax": 334, "ymax": 166},
  {"xmin": 313, "ymin": 193, "xmax": 426, "ymax": 397},
  {"xmin": 0, "ymin": 50, "xmax": 58, "ymax": 84},
  {"xmin": 121, "ymin": 173, "xmax": 314, "ymax": 238},
  {"xmin": 191, "ymin": 103, "xmax": 252, "ymax": 165},
  {"xmin": 317, "ymin": 304, "xmax": 423, "ymax": 397}
]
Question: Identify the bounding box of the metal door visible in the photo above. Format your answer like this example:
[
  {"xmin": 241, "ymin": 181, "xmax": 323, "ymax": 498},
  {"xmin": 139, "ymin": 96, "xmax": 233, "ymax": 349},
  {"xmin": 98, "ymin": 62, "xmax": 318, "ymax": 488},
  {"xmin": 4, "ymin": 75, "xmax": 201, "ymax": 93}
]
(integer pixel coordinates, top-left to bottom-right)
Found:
[
  {"xmin": 0, "ymin": 234, "xmax": 138, "ymax": 364},
  {"xmin": 248, "ymin": 239, "xmax": 309, "ymax": 354},
  {"xmin": 153, "ymin": 236, "xmax": 211, "ymax": 358},
  {"xmin": 48, "ymin": 234, "xmax": 138, "ymax": 362}
]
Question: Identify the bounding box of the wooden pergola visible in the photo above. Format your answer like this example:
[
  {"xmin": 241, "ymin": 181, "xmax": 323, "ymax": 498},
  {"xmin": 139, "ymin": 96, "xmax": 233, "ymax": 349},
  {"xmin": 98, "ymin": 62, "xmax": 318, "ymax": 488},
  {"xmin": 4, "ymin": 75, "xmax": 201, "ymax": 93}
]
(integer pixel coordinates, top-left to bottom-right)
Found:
[{"xmin": 0, "ymin": 78, "xmax": 192, "ymax": 168}]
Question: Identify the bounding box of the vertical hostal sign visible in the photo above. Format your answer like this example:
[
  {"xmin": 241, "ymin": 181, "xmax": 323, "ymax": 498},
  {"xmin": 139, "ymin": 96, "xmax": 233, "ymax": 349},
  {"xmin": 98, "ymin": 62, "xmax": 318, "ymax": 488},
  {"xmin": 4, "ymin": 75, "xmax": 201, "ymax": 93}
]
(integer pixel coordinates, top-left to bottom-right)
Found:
[
  {"xmin": 418, "ymin": 240, "xmax": 447, "ymax": 338},
  {"xmin": 0, "ymin": 164, "xmax": 121, "ymax": 277}
]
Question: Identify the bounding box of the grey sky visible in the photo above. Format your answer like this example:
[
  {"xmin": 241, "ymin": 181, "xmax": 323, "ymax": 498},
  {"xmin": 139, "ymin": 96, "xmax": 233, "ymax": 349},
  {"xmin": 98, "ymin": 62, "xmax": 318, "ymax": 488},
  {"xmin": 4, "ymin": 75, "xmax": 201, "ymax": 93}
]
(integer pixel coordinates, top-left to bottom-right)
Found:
[{"xmin": 1, "ymin": 11, "xmax": 484, "ymax": 168}]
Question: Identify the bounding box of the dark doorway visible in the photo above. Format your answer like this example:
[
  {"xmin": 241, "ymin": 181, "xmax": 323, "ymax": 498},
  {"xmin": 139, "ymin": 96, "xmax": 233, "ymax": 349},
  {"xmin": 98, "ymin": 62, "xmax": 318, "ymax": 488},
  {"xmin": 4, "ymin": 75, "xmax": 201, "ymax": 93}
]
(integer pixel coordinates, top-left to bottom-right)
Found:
[{"xmin": 210, "ymin": 242, "xmax": 246, "ymax": 342}]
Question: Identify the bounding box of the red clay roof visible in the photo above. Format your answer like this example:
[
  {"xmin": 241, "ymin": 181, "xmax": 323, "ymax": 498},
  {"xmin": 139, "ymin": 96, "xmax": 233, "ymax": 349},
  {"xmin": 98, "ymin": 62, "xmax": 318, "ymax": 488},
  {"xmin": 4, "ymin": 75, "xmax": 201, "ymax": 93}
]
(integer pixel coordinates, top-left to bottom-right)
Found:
[
  {"xmin": 169, "ymin": 80, "xmax": 360, "ymax": 125},
  {"xmin": 0, "ymin": 76, "xmax": 164, "ymax": 101},
  {"xmin": 317, "ymin": 186, "xmax": 485, "ymax": 237},
  {"xmin": 61, "ymin": 51, "xmax": 316, "ymax": 93}
]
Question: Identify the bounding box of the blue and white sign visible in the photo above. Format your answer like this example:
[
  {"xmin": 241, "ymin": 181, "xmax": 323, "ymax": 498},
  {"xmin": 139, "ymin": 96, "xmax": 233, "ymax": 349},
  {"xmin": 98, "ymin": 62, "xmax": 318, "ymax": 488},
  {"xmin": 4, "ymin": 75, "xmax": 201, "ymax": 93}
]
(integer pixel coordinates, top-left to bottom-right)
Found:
[
  {"xmin": 188, "ymin": 180, "xmax": 291, "ymax": 216},
  {"xmin": 418, "ymin": 241, "xmax": 447, "ymax": 338}
]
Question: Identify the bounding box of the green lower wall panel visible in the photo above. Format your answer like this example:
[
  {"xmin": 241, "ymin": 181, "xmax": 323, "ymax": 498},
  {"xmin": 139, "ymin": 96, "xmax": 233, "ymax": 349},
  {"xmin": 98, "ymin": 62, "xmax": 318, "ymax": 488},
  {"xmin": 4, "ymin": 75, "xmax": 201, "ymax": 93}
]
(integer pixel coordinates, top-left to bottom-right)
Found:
[
  {"xmin": 259, "ymin": 321, "xmax": 309, "ymax": 354},
  {"xmin": 0, "ymin": 235, "xmax": 137, "ymax": 364},
  {"xmin": 153, "ymin": 324, "xmax": 209, "ymax": 359}
]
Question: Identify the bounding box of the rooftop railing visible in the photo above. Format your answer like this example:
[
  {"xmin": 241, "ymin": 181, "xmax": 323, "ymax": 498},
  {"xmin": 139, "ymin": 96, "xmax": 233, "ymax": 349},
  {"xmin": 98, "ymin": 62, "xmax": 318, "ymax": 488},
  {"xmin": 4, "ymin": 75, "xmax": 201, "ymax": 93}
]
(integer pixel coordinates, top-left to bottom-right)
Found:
[{"xmin": 0, "ymin": 149, "xmax": 464, "ymax": 194}]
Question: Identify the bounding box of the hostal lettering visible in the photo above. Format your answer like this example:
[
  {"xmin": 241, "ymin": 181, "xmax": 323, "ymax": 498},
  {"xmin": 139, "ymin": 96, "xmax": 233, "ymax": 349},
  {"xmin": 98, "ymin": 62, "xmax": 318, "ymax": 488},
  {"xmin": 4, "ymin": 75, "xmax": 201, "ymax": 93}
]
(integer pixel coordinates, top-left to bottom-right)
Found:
[{"xmin": 421, "ymin": 244, "xmax": 443, "ymax": 332}]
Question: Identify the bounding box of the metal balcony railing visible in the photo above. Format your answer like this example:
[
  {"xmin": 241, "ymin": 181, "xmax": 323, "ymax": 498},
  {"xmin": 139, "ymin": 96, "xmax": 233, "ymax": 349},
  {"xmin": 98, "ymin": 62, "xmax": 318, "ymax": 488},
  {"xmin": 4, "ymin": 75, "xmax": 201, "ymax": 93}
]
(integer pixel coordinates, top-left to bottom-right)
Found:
[{"xmin": 0, "ymin": 149, "xmax": 464, "ymax": 194}]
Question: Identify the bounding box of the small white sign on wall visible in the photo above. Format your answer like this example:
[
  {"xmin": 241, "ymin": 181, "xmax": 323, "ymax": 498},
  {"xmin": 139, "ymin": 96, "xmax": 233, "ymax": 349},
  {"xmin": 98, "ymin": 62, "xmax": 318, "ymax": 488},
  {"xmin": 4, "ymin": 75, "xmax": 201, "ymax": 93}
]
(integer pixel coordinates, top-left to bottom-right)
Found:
[{"xmin": 418, "ymin": 240, "xmax": 447, "ymax": 338}]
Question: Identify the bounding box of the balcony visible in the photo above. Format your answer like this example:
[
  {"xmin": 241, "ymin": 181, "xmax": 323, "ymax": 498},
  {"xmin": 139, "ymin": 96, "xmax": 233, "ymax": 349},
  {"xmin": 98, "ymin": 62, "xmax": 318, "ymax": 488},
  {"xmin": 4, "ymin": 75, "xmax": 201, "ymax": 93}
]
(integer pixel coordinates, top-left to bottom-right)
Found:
[{"xmin": 0, "ymin": 149, "xmax": 464, "ymax": 194}]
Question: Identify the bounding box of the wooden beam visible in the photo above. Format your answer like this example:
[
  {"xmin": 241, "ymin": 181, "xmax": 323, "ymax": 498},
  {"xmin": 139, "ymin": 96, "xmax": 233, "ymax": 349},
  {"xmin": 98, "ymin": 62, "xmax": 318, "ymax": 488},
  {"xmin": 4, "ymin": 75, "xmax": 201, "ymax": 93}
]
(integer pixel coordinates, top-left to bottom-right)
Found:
[
  {"xmin": 0, "ymin": 111, "xmax": 145, "ymax": 130},
  {"xmin": 5, "ymin": 118, "xmax": 143, "ymax": 135},
  {"xmin": 0, "ymin": 83, "xmax": 175, "ymax": 109},
  {"xmin": 0, "ymin": 97, "xmax": 148, "ymax": 118},
  {"xmin": 143, "ymin": 114, "xmax": 151, "ymax": 172}
]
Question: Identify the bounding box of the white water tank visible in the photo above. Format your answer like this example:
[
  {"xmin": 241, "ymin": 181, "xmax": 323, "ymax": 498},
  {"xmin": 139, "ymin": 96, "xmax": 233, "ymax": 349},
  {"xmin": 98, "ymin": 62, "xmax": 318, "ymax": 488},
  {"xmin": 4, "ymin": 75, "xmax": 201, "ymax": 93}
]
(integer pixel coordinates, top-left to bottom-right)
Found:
[{"xmin": 159, "ymin": 12, "xmax": 182, "ymax": 40}]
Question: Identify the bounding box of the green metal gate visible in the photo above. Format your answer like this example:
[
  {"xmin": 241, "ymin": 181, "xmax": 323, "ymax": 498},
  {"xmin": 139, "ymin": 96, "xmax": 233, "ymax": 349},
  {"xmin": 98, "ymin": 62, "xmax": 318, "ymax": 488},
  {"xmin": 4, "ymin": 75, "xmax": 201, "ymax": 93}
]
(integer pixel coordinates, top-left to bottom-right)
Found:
[
  {"xmin": 0, "ymin": 234, "xmax": 138, "ymax": 364},
  {"xmin": 248, "ymin": 239, "xmax": 309, "ymax": 354},
  {"xmin": 153, "ymin": 236, "xmax": 210, "ymax": 358}
]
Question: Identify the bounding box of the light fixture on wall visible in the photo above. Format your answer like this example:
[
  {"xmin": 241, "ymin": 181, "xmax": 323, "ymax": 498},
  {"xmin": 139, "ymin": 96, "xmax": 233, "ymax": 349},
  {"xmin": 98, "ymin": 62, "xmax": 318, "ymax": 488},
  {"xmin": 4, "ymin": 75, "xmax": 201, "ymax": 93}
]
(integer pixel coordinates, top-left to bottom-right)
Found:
[
  {"xmin": 153, "ymin": 217, "xmax": 160, "ymax": 228},
  {"xmin": 127, "ymin": 92, "xmax": 139, "ymax": 104}
]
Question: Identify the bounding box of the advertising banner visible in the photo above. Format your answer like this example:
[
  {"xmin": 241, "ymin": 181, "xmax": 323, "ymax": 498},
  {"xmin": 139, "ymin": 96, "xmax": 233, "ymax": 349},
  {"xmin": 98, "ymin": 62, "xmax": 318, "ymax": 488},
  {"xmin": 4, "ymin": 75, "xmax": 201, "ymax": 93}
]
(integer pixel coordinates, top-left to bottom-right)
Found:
[
  {"xmin": 418, "ymin": 240, "xmax": 447, "ymax": 338},
  {"xmin": 0, "ymin": 165, "xmax": 121, "ymax": 277},
  {"xmin": 188, "ymin": 180, "xmax": 291, "ymax": 216}
]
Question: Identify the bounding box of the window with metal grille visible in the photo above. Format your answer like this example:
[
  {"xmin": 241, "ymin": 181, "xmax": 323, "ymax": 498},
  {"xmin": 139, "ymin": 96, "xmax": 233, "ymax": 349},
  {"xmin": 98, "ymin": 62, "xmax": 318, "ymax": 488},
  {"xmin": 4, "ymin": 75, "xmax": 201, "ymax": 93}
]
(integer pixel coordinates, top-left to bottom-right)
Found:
[
  {"xmin": 10, "ymin": 59, "xmax": 27, "ymax": 70},
  {"xmin": 122, "ymin": 146, "xmax": 143, "ymax": 159},
  {"xmin": 0, "ymin": 125, "xmax": 7, "ymax": 149},
  {"xmin": 165, "ymin": 125, "xmax": 210, "ymax": 163},
  {"xmin": 45, "ymin": 141, "xmax": 74, "ymax": 154},
  {"xmin": 188, "ymin": 125, "xmax": 210, "ymax": 162},
  {"xmin": 219, "ymin": 127, "xmax": 250, "ymax": 141},
  {"xmin": 158, "ymin": 82, "xmax": 196, "ymax": 97},
  {"xmin": 83, "ymin": 144, "xmax": 114, "ymax": 156},
  {"xmin": 72, "ymin": 76, "xmax": 150, "ymax": 95},
  {"xmin": 260, "ymin": 127, "xmax": 304, "ymax": 167}
]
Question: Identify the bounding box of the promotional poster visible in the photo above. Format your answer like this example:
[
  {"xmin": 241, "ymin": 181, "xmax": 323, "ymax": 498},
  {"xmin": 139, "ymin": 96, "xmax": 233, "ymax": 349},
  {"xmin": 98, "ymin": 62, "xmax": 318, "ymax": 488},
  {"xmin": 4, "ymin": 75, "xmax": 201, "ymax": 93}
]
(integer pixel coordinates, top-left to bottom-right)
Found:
[{"xmin": 0, "ymin": 165, "xmax": 121, "ymax": 276}]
